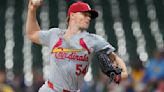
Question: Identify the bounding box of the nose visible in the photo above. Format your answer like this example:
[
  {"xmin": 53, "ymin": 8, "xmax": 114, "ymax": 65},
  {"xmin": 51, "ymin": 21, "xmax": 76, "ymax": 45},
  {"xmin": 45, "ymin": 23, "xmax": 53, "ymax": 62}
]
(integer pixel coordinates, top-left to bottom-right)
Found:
[
  {"xmin": 83, "ymin": 12, "xmax": 91, "ymax": 21},
  {"xmin": 87, "ymin": 16, "xmax": 91, "ymax": 21}
]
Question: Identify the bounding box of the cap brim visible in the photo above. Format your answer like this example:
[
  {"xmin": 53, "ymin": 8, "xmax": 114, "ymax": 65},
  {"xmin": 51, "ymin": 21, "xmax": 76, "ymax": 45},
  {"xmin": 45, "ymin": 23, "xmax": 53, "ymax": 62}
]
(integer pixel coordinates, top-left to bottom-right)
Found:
[{"xmin": 85, "ymin": 10, "xmax": 98, "ymax": 19}]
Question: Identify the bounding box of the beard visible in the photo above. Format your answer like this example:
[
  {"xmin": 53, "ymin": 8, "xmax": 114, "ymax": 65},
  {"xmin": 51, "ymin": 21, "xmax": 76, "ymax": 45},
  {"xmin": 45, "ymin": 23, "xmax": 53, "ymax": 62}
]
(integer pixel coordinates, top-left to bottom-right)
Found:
[
  {"xmin": 79, "ymin": 25, "xmax": 89, "ymax": 31},
  {"xmin": 79, "ymin": 27, "xmax": 87, "ymax": 31}
]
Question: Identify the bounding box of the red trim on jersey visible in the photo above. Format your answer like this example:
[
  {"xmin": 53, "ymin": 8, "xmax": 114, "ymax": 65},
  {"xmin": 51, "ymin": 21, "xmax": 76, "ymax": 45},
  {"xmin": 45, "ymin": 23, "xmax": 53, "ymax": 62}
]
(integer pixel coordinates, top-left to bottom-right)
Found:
[
  {"xmin": 47, "ymin": 81, "xmax": 70, "ymax": 92},
  {"xmin": 79, "ymin": 38, "xmax": 90, "ymax": 54},
  {"xmin": 48, "ymin": 81, "xmax": 54, "ymax": 89}
]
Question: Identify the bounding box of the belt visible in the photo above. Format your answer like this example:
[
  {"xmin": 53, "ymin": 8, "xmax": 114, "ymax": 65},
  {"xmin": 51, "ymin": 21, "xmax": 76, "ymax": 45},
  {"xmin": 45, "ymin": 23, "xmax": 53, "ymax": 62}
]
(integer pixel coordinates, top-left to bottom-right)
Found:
[{"xmin": 47, "ymin": 81, "xmax": 70, "ymax": 92}]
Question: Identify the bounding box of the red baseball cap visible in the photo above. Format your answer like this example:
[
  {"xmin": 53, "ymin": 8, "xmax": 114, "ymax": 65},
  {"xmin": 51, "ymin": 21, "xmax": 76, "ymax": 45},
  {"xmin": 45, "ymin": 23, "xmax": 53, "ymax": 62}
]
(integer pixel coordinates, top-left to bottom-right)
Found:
[{"xmin": 68, "ymin": 1, "xmax": 98, "ymax": 19}]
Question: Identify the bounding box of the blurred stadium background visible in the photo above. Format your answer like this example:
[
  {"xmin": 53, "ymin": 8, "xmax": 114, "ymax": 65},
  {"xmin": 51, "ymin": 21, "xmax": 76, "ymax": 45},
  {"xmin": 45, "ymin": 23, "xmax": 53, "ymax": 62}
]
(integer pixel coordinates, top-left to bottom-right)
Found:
[{"xmin": 0, "ymin": 0, "xmax": 164, "ymax": 92}]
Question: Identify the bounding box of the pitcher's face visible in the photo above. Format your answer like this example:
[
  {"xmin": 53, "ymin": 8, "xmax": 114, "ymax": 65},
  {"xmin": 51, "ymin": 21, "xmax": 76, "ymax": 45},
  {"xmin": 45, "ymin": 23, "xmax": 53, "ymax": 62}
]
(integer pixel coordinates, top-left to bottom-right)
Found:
[{"xmin": 72, "ymin": 12, "xmax": 91, "ymax": 30}]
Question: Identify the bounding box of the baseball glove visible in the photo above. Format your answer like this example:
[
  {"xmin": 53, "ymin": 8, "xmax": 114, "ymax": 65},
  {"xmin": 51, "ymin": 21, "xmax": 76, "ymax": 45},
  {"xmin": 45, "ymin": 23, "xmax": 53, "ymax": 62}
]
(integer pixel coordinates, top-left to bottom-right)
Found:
[{"xmin": 96, "ymin": 48, "xmax": 122, "ymax": 84}]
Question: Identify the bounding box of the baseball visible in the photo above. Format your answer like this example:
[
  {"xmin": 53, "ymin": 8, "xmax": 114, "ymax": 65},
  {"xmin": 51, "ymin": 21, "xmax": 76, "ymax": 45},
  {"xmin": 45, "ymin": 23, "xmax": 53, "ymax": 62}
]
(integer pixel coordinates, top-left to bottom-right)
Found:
[{"xmin": 31, "ymin": 0, "xmax": 42, "ymax": 5}]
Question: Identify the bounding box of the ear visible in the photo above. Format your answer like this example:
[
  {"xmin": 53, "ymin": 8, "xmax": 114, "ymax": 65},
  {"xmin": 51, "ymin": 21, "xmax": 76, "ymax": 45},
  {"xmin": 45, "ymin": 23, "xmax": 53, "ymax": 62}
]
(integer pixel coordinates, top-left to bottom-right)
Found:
[{"xmin": 70, "ymin": 13, "xmax": 75, "ymax": 20}]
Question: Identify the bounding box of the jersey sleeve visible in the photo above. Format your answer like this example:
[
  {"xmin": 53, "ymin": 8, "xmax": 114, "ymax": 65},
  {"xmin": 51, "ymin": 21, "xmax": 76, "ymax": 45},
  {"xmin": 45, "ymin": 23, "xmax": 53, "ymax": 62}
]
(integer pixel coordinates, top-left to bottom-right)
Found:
[
  {"xmin": 91, "ymin": 34, "xmax": 115, "ymax": 53},
  {"xmin": 38, "ymin": 28, "xmax": 60, "ymax": 46}
]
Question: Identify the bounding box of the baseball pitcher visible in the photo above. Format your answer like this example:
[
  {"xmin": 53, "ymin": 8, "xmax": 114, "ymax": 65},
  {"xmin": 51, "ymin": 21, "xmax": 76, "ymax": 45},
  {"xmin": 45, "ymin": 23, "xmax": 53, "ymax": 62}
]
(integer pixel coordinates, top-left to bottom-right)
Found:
[{"xmin": 26, "ymin": 0, "xmax": 128, "ymax": 92}]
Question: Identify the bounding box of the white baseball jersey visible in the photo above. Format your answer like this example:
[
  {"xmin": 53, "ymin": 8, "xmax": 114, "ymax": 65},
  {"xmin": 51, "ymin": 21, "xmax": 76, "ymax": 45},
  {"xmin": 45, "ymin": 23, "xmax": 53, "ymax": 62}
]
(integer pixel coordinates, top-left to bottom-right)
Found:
[{"xmin": 38, "ymin": 28, "xmax": 115, "ymax": 92}]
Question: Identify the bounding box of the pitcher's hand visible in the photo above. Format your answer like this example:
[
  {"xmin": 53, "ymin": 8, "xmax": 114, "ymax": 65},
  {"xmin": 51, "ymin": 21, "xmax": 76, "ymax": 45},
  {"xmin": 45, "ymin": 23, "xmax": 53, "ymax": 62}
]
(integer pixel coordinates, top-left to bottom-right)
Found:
[{"xmin": 28, "ymin": 0, "xmax": 43, "ymax": 11}]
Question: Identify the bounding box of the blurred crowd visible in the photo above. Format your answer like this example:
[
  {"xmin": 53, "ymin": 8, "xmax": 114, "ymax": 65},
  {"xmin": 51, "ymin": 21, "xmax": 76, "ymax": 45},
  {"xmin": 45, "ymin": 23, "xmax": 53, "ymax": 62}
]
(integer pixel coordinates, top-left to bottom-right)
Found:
[{"xmin": 0, "ymin": 48, "xmax": 164, "ymax": 92}]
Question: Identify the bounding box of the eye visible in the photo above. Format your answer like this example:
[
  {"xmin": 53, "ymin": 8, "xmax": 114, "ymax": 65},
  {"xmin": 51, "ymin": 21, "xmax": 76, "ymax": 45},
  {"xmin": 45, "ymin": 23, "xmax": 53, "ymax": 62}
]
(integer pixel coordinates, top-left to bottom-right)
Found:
[{"xmin": 82, "ymin": 12, "xmax": 91, "ymax": 18}]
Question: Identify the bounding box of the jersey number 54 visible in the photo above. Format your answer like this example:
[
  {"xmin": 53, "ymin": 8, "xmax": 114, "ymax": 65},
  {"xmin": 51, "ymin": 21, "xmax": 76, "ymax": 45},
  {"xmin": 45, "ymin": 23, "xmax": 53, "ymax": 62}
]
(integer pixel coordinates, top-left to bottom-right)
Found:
[{"xmin": 76, "ymin": 64, "xmax": 89, "ymax": 76}]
